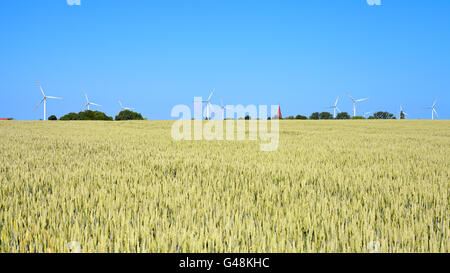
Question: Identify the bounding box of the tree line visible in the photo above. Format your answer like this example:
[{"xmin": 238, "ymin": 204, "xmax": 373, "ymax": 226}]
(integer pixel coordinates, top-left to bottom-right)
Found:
[
  {"xmin": 277, "ymin": 111, "xmax": 397, "ymax": 120},
  {"xmin": 48, "ymin": 110, "xmax": 144, "ymax": 121}
]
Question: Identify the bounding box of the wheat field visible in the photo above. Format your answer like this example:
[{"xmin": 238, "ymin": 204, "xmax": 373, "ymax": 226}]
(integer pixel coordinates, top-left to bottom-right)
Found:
[{"xmin": 0, "ymin": 120, "xmax": 448, "ymax": 253}]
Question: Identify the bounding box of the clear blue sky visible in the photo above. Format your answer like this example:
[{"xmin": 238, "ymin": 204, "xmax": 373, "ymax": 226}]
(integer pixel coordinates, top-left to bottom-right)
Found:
[{"xmin": 0, "ymin": 0, "xmax": 449, "ymax": 120}]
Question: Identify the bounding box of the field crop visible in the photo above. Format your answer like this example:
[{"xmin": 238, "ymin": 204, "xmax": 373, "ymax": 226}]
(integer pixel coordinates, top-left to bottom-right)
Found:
[{"xmin": 0, "ymin": 120, "xmax": 448, "ymax": 252}]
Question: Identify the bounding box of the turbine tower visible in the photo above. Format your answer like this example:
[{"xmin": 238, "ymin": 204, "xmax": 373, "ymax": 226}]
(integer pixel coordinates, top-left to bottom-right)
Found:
[
  {"xmin": 326, "ymin": 96, "xmax": 341, "ymax": 118},
  {"xmin": 220, "ymin": 97, "xmax": 232, "ymax": 120},
  {"xmin": 34, "ymin": 82, "xmax": 63, "ymax": 121},
  {"xmin": 346, "ymin": 92, "xmax": 368, "ymax": 117},
  {"xmin": 82, "ymin": 91, "xmax": 102, "ymax": 111},
  {"xmin": 424, "ymin": 99, "xmax": 438, "ymax": 120},
  {"xmin": 118, "ymin": 99, "xmax": 135, "ymax": 111},
  {"xmin": 201, "ymin": 88, "xmax": 215, "ymax": 120}
]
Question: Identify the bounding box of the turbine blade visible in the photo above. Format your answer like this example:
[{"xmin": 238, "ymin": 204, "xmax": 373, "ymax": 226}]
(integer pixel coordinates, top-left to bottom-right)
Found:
[
  {"xmin": 37, "ymin": 82, "xmax": 46, "ymax": 96},
  {"xmin": 356, "ymin": 98, "xmax": 368, "ymax": 102},
  {"xmin": 90, "ymin": 103, "xmax": 102, "ymax": 107},
  {"xmin": 207, "ymin": 88, "xmax": 215, "ymax": 101},
  {"xmin": 84, "ymin": 91, "xmax": 89, "ymax": 102},
  {"xmin": 433, "ymin": 109, "xmax": 438, "ymax": 117},
  {"xmin": 433, "ymin": 98, "xmax": 438, "ymax": 107},
  {"xmin": 34, "ymin": 98, "xmax": 45, "ymax": 111},
  {"xmin": 346, "ymin": 91, "xmax": 354, "ymax": 101},
  {"xmin": 46, "ymin": 96, "xmax": 62, "ymax": 99},
  {"xmin": 335, "ymin": 96, "xmax": 339, "ymax": 106}
]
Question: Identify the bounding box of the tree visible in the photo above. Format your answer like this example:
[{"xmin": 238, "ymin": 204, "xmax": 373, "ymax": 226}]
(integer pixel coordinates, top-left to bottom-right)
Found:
[
  {"xmin": 60, "ymin": 111, "xmax": 113, "ymax": 121},
  {"xmin": 370, "ymin": 111, "xmax": 396, "ymax": 119},
  {"xmin": 115, "ymin": 110, "xmax": 144, "ymax": 121},
  {"xmin": 319, "ymin": 112, "xmax": 333, "ymax": 120},
  {"xmin": 60, "ymin": 112, "xmax": 80, "ymax": 120},
  {"xmin": 285, "ymin": 116, "xmax": 295, "ymax": 120},
  {"xmin": 400, "ymin": 111, "xmax": 406, "ymax": 120},
  {"xmin": 79, "ymin": 110, "xmax": 113, "ymax": 121},
  {"xmin": 351, "ymin": 116, "xmax": 366, "ymax": 119},
  {"xmin": 295, "ymin": 115, "xmax": 307, "ymax": 120},
  {"xmin": 309, "ymin": 112, "xmax": 320, "ymax": 120},
  {"xmin": 336, "ymin": 112, "xmax": 350, "ymax": 120},
  {"xmin": 48, "ymin": 115, "xmax": 57, "ymax": 120},
  {"xmin": 244, "ymin": 115, "xmax": 251, "ymax": 120}
]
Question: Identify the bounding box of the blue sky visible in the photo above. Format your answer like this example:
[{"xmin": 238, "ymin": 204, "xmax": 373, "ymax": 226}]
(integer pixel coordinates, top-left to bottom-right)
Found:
[{"xmin": 0, "ymin": 0, "xmax": 449, "ymax": 120}]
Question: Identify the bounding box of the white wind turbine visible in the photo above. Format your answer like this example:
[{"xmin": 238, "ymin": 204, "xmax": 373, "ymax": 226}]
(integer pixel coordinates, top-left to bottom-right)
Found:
[
  {"xmin": 326, "ymin": 96, "xmax": 341, "ymax": 118},
  {"xmin": 201, "ymin": 88, "xmax": 215, "ymax": 119},
  {"xmin": 424, "ymin": 99, "xmax": 438, "ymax": 120},
  {"xmin": 118, "ymin": 99, "xmax": 135, "ymax": 111},
  {"xmin": 219, "ymin": 97, "xmax": 233, "ymax": 120},
  {"xmin": 363, "ymin": 112, "xmax": 372, "ymax": 118},
  {"xmin": 399, "ymin": 105, "xmax": 409, "ymax": 119},
  {"xmin": 34, "ymin": 82, "xmax": 63, "ymax": 121},
  {"xmin": 346, "ymin": 91, "xmax": 368, "ymax": 117},
  {"xmin": 82, "ymin": 91, "xmax": 102, "ymax": 111}
]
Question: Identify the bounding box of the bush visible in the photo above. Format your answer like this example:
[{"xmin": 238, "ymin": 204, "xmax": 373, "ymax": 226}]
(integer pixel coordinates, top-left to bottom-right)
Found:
[
  {"xmin": 351, "ymin": 116, "xmax": 366, "ymax": 119},
  {"xmin": 115, "ymin": 110, "xmax": 144, "ymax": 121},
  {"xmin": 48, "ymin": 115, "xmax": 57, "ymax": 121}
]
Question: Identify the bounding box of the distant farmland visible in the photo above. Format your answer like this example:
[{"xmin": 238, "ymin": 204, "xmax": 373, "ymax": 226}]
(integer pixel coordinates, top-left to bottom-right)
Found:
[{"xmin": 0, "ymin": 120, "xmax": 448, "ymax": 252}]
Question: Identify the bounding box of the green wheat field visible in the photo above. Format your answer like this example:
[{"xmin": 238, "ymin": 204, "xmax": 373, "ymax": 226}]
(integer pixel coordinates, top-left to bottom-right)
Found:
[{"xmin": 0, "ymin": 120, "xmax": 448, "ymax": 253}]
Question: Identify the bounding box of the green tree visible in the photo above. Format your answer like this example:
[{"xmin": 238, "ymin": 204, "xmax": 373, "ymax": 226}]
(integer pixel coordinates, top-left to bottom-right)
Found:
[
  {"xmin": 295, "ymin": 115, "xmax": 307, "ymax": 120},
  {"xmin": 319, "ymin": 112, "xmax": 333, "ymax": 120},
  {"xmin": 336, "ymin": 112, "xmax": 350, "ymax": 119},
  {"xmin": 48, "ymin": 115, "xmax": 57, "ymax": 120},
  {"xmin": 309, "ymin": 112, "xmax": 320, "ymax": 120},
  {"xmin": 351, "ymin": 116, "xmax": 366, "ymax": 119},
  {"xmin": 60, "ymin": 112, "xmax": 80, "ymax": 120},
  {"xmin": 115, "ymin": 110, "xmax": 144, "ymax": 121},
  {"xmin": 79, "ymin": 110, "xmax": 113, "ymax": 121},
  {"xmin": 370, "ymin": 111, "xmax": 396, "ymax": 119}
]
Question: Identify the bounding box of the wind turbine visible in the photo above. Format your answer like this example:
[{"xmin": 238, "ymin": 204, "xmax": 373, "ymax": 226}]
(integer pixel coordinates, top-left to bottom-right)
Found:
[
  {"xmin": 424, "ymin": 99, "xmax": 438, "ymax": 120},
  {"xmin": 118, "ymin": 99, "xmax": 135, "ymax": 111},
  {"xmin": 399, "ymin": 105, "xmax": 409, "ymax": 119},
  {"xmin": 201, "ymin": 88, "xmax": 214, "ymax": 120},
  {"xmin": 34, "ymin": 82, "xmax": 63, "ymax": 121},
  {"xmin": 82, "ymin": 91, "xmax": 102, "ymax": 111},
  {"xmin": 363, "ymin": 112, "xmax": 372, "ymax": 118},
  {"xmin": 326, "ymin": 96, "xmax": 341, "ymax": 118},
  {"xmin": 346, "ymin": 92, "xmax": 368, "ymax": 117},
  {"xmin": 219, "ymin": 97, "xmax": 233, "ymax": 120}
]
